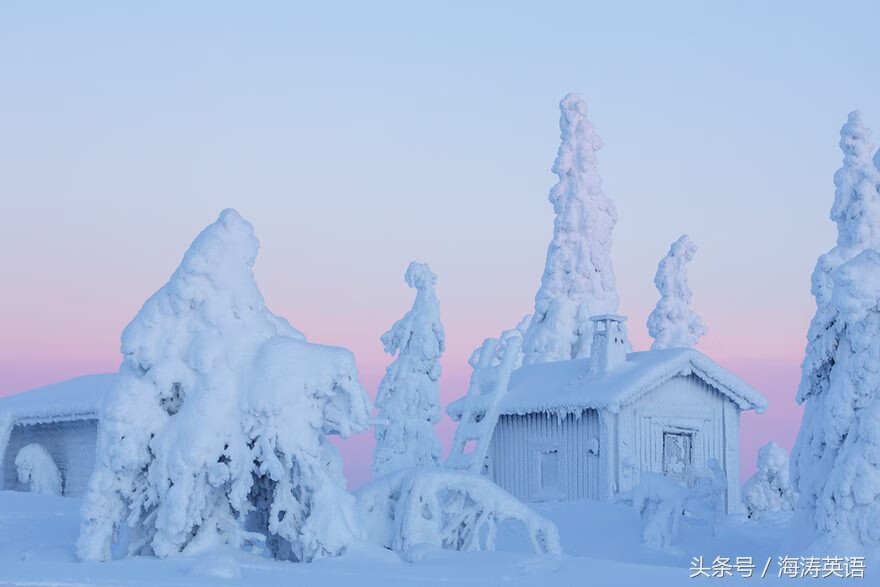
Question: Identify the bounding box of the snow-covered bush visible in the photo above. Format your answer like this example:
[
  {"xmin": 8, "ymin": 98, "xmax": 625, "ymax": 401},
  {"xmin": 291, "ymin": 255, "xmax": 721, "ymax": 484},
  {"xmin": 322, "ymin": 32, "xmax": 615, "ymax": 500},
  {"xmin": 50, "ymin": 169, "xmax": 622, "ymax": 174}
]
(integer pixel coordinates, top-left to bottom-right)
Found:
[
  {"xmin": 624, "ymin": 459, "xmax": 726, "ymax": 549},
  {"xmin": 357, "ymin": 468, "xmax": 561, "ymax": 556},
  {"xmin": 523, "ymin": 94, "xmax": 621, "ymax": 365},
  {"xmin": 373, "ymin": 262, "xmax": 445, "ymax": 478},
  {"xmin": 742, "ymin": 442, "xmax": 796, "ymax": 519},
  {"xmin": 77, "ymin": 209, "xmax": 372, "ymax": 563},
  {"xmin": 647, "ymin": 234, "xmax": 706, "ymax": 350},
  {"xmin": 792, "ymin": 112, "xmax": 880, "ymax": 549},
  {"xmin": 684, "ymin": 459, "xmax": 727, "ymax": 530},
  {"xmin": 15, "ymin": 443, "xmax": 62, "ymax": 496},
  {"xmin": 629, "ymin": 472, "xmax": 685, "ymax": 550}
]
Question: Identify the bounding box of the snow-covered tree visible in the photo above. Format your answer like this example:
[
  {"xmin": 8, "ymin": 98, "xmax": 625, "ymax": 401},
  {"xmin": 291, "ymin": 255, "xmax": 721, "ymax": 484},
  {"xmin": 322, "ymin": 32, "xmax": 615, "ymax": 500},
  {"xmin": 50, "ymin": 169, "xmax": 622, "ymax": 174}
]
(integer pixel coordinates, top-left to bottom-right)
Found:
[
  {"xmin": 647, "ymin": 234, "xmax": 706, "ymax": 350},
  {"xmin": 522, "ymin": 94, "xmax": 621, "ymax": 365},
  {"xmin": 77, "ymin": 209, "xmax": 372, "ymax": 563},
  {"xmin": 802, "ymin": 250, "xmax": 880, "ymax": 546},
  {"xmin": 742, "ymin": 442, "xmax": 796, "ymax": 519},
  {"xmin": 15, "ymin": 444, "xmax": 62, "ymax": 496},
  {"xmin": 792, "ymin": 112, "xmax": 880, "ymax": 549},
  {"xmin": 373, "ymin": 262, "xmax": 445, "ymax": 478}
]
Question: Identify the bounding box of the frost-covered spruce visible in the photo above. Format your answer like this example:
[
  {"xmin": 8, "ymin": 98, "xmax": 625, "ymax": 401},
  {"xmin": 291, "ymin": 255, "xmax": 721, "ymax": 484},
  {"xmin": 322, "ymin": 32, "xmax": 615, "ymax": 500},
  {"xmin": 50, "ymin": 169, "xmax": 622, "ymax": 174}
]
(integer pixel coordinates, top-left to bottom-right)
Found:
[
  {"xmin": 77, "ymin": 209, "xmax": 371, "ymax": 562},
  {"xmin": 742, "ymin": 442, "xmax": 796, "ymax": 519},
  {"xmin": 522, "ymin": 94, "xmax": 620, "ymax": 365},
  {"xmin": 373, "ymin": 262, "xmax": 445, "ymax": 478},
  {"xmin": 791, "ymin": 112, "xmax": 880, "ymax": 548},
  {"xmin": 647, "ymin": 235, "xmax": 706, "ymax": 350},
  {"xmin": 805, "ymin": 251, "xmax": 880, "ymax": 546}
]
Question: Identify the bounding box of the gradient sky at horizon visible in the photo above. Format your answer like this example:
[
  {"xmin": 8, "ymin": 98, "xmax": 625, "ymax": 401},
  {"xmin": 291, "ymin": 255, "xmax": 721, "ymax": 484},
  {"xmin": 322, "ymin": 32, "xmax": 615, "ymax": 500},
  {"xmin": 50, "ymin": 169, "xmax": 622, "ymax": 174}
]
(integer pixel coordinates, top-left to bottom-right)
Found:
[{"xmin": 1, "ymin": 1, "xmax": 879, "ymax": 486}]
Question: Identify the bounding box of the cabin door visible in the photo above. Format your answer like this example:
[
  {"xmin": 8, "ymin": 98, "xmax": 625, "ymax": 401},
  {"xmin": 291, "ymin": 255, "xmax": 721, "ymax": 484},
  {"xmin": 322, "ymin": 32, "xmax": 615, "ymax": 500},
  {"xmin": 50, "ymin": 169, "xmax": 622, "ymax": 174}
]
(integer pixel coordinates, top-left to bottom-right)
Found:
[{"xmin": 662, "ymin": 431, "xmax": 693, "ymax": 483}]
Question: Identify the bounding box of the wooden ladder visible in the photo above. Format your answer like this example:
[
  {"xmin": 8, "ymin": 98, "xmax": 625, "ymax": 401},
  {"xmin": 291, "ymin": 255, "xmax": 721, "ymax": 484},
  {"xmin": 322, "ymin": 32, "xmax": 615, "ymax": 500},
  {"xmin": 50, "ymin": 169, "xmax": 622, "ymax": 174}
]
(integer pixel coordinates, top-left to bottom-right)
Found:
[{"xmin": 446, "ymin": 335, "xmax": 521, "ymax": 474}]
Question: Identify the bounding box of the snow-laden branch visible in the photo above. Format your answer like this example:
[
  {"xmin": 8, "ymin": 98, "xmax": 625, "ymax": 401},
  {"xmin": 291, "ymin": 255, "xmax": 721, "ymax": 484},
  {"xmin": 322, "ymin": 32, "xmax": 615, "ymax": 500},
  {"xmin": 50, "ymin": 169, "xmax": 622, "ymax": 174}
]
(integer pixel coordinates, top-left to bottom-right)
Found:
[{"xmin": 357, "ymin": 468, "xmax": 562, "ymax": 556}]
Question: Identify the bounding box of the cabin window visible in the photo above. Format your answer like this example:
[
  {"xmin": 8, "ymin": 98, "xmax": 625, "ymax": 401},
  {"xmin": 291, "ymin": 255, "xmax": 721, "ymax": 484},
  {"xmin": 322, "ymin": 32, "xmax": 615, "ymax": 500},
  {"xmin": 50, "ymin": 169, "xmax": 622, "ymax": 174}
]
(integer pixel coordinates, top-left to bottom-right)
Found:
[{"xmin": 663, "ymin": 431, "xmax": 693, "ymax": 483}]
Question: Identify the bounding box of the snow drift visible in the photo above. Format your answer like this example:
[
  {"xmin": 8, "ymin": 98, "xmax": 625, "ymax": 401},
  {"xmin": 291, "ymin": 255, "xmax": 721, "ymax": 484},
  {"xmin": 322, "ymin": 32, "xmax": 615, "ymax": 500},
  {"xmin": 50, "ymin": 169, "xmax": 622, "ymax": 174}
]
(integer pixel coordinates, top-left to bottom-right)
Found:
[
  {"xmin": 15, "ymin": 443, "xmax": 62, "ymax": 496},
  {"xmin": 742, "ymin": 442, "xmax": 796, "ymax": 519}
]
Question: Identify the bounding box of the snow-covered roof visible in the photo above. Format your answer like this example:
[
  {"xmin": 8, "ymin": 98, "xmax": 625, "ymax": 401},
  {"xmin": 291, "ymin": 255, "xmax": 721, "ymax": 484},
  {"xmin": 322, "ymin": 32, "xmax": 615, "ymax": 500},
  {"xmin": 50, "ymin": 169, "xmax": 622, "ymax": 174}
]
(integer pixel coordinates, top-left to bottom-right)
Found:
[
  {"xmin": 0, "ymin": 374, "xmax": 116, "ymax": 424},
  {"xmin": 448, "ymin": 348, "xmax": 766, "ymax": 419}
]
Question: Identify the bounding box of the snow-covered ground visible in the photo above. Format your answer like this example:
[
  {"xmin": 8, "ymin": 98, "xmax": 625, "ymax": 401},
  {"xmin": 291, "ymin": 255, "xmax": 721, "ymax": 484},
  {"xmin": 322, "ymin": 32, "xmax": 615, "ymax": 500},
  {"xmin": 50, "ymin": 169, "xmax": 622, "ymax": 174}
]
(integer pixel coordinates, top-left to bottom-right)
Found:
[{"xmin": 0, "ymin": 490, "xmax": 849, "ymax": 586}]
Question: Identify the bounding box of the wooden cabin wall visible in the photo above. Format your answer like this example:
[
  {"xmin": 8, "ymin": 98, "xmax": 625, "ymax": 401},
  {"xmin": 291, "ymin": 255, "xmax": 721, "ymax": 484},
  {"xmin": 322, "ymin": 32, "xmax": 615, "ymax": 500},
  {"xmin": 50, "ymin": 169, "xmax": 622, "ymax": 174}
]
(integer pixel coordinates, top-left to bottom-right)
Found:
[
  {"xmin": 1, "ymin": 418, "xmax": 99, "ymax": 497},
  {"xmin": 616, "ymin": 374, "xmax": 739, "ymax": 513},
  {"xmin": 489, "ymin": 410, "xmax": 601, "ymax": 502}
]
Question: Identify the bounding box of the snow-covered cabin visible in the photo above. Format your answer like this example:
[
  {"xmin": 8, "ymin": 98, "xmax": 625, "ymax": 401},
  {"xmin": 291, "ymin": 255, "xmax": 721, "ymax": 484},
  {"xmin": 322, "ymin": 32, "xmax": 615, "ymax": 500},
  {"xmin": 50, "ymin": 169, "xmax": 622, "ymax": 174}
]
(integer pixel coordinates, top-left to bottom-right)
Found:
[
  {"xmin": 0, "ymin": 374, "xmax": 115, "ymax": 497},
  {"xmin": 448, "ymin": 315, "xmax": 767, "ymax": 514}
]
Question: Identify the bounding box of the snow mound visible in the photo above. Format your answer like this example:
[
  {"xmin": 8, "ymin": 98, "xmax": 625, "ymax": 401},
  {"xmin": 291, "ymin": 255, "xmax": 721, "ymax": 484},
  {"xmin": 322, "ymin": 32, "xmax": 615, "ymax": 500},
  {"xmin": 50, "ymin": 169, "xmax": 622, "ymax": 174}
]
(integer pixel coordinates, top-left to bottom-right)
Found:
[
  {"xmin": 357, "ymin": 468, "xmax": 562, "ymax": 556},
  {"xmin": 742, "ymin": 442, "xmax": 796, "ymax": 519},
  {"xmin": 189, "ymin": 553, "xmax": 242, "ymax": 580},
  {"xmin": 77, "ymin": 209, "xmax": 372, "ymax": 563},
  {"xmin": 622, "ymin": 459, "xmax": 726, "ymax": 550},
  {"xmin": 15, "ymin": 443, "xmax": 62, "ymax": 496}
]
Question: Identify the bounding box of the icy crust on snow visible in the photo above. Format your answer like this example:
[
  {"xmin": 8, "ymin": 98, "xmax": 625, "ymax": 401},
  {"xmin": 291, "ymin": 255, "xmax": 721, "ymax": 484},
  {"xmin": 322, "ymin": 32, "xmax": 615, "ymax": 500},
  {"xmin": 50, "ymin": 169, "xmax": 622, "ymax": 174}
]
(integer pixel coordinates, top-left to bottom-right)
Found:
[
  {"xmin": 0, "ymin": 374, "xmax": 116, "ymax": 424},
  {"xmin": 373, "ymin": 262, "xmax": 445, "ymax": 478},
  {"xmin": 448, "ymin": 348, "xmax": 766, "ymax": 419},
  {"xmin": 356, "ymin": 468, "xmax": 561, "ymax": 556},
  {"xmin": 77, "ymin": 209, "xmax": 372, "ymax": 563},
  {"xmin": 522, "ymin": 94, "xmax": 620, "ymax": 366}
]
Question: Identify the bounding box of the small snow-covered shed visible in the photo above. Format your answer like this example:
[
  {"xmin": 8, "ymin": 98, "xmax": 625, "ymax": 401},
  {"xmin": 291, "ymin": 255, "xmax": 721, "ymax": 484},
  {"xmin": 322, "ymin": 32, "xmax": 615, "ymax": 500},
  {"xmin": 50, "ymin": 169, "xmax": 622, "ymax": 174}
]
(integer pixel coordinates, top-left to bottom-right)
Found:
[
  {"xmin": 0, "ymin": 374, "xmax": 115, "ymax": 497},
  {"xmin": 448, "ymin": 316, "xmax": 766, "ymax": 513}
]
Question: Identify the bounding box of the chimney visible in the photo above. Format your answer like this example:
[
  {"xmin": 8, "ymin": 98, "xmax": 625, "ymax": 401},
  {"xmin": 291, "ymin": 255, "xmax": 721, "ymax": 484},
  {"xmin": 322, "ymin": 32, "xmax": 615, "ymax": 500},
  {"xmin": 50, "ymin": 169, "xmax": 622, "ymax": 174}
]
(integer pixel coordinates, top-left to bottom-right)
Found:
[{"xmin": 590, "ymin": 315, "xmax": 628, "ymax": 373}]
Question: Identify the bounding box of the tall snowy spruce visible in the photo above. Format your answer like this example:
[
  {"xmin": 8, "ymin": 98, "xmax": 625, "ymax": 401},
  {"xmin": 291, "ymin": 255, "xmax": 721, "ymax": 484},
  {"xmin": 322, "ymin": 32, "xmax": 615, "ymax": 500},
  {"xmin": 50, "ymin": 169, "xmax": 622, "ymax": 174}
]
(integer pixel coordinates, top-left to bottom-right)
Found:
[
  {"xmin": 77, "ymin": 209, "xmax": 372, "ymax": 562},
  {"xmin": 373, "ymin": 262, "xmax": 445, "ymax": 478},
  {"xmin": 792, "ymin": 112, "xmax": 880, "ymax": 550},
  {"xmin": 647, "ymin": 234, "xmax": 706, "ymax": 350},
  {"xmin": 522, "ymin": 94, "xmax": 621, "ymax": 365}
]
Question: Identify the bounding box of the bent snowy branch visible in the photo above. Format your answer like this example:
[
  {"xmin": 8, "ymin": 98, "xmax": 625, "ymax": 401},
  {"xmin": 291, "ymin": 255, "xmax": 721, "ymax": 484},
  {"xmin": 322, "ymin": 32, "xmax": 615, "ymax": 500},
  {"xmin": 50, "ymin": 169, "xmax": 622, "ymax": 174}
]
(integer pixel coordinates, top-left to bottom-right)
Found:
[{"xmin": 357, "ymin": 468, "xmax": 562, "ymax": 556}]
